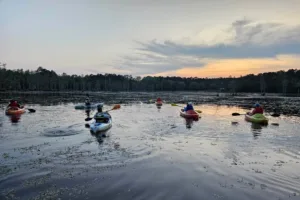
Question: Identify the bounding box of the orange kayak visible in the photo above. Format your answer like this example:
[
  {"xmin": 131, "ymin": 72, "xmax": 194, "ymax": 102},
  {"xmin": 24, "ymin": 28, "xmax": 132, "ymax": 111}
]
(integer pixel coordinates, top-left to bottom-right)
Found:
[
  {"xmin": 180, "ymin": 109, "xmax": 199, "ymax": 120},
  {"xmin": 5, "ymin": 107, "xmax": 26, "ymax": 115}
]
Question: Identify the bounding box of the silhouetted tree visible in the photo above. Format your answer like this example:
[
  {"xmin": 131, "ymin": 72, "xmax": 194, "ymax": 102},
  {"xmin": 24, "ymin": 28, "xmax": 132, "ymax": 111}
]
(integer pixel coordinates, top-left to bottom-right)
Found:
[{"xmin": 0, "ymin": 65, "xmax": 300, "ymax": 94}]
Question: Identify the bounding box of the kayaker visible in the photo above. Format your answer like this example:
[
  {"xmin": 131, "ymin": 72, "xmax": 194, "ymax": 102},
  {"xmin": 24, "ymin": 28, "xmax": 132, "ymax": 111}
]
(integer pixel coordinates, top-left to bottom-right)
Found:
[
  {"xmin": 85, "ymin": 97, "xmax": 91, "ymax": 106},
  {"xmin": 7, "ymin": 100, "xmax": 21, "ymax": 109},
  {"xmin": 184, "ymin": 102, "xmax": 194, "ymax": 112},
  {"xmin": 94, "ymin": 104, "xmax": 111, "ymax": 123},
  {"xmin": 157, "ymin": 97, "xmax": 162, "ymax": 102},
  {"xmin": 249, "ymin": 103, "xmax": 264, "ymax": 115}
]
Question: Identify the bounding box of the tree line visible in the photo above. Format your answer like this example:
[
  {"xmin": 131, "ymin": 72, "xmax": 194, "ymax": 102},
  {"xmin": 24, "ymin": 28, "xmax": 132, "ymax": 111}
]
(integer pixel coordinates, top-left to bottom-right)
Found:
[{"xmin": 0, "ymin": 65, "xmax": 300, "ymax": 93}]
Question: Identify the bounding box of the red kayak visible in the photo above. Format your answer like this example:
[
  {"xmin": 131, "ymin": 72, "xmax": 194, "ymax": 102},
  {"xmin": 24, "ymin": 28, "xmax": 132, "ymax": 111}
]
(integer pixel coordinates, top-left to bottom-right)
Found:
[
  {"xmin": 180, "ymin": 109, "xmax": 199, "ymax": 120},
  {"xmin": 156, "ymin": 101, "xmax": 163, "ymax": 106}
]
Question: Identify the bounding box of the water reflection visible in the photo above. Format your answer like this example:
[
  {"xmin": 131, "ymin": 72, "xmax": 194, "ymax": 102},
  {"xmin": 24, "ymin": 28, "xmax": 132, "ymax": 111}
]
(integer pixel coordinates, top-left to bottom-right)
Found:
[
  {"xmin": 250, "ymin": 123, "xmax": 265, "ymax": 139},
  {"xmin": 185, "ymin": 118, "xmax": 195, "ymax": 129},
  {"xmin": 93, "ymin": 133, "xmax": 104, "ymax": 144},
  {"xmin": 7, "ymin": 114, "xmax": 22, "ymax": 124},
  {"xmin": 156, "ymin": 105, "xmax": 162, "ymax": 111},
  {"xmin": 90, "ymin": 130, "xmax": 111, "ymax": 145},
  {"xmin": 85, "ymin": 109, "xmax": 91, "ymax": 119}
]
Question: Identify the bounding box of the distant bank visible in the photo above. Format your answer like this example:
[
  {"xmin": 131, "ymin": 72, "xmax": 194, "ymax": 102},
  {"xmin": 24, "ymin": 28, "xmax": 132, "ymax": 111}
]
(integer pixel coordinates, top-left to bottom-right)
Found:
[{"xmin": 1, "ymin": 66, "xmax": 300, "ymax": 94}]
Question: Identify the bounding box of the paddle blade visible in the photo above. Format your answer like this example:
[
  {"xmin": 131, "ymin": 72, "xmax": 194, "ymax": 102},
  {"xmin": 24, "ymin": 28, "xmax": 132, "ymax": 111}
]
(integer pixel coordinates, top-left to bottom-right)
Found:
[
  {"xmin": 112, "ymin": 104, "xmax": 121, "ymax": 110},
  {"xmin": 171, "ymin": 103, "xmax": 177, "ymax": 106},
  {"xmin": 195, "ymin": 110, "xmax": 202, "ymax": 113},
  {"xmin": 85, "ymin": 123, "xmax": 90, "ymax": 128},
  {"xmin": 271, "ymin": 113, "xmax": 280, "ymax": 117},
  {"xmin": 232, "ymin": 113, "xmax": 241, "ymax": 116},
  {"xmin": 28, "ymin": 109, "xmax": 36, "ymax": 113},
  {"xmin": 271, "ymin": 123, "xmax": 279, "ymax": 126},
  {"xmin": 85, "ymin": 117, "xmax": 93, "ymax": 121}
]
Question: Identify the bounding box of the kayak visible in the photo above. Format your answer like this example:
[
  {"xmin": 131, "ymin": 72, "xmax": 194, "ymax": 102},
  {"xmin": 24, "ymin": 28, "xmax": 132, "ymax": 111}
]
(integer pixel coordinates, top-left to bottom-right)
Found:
[
  {"xmin": 75, "ymin": 103, "xmax": 103, "ymax": 110},
  {"xmin": 180, "ymin": 109, "xmax": 199, "ymax": 120},
  {"xmin": 156, "ymin": 101, "xmax": 163, "ymax": 106},
  {"xmin": 245, "ymin": 113, "xmax": 268, "ymax": 124},
  {"xmin": 5, "ymin": 107, "xmax": 26, "ymax": 115},
  {"xmin": 90, "ymin": 118, "xmax": 112, "ymax": 134}
]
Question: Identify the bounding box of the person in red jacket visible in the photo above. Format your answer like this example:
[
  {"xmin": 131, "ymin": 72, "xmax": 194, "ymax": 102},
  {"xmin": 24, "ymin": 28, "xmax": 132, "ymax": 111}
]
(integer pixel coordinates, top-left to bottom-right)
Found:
[
  {"xmin": 7, "ymin": 100, "xmax": 21, "ymax": 109},
  {"xmin": 157, "ymin": 97, "xmax": 162, "ymax": 102},
  {"xmin": 250, "ymin": 103, "xmax": 264, "ymax": 115}
]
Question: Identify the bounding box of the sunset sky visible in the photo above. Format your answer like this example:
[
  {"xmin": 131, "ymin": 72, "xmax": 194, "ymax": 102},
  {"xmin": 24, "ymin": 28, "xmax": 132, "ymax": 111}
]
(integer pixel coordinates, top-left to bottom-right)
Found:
[{"xmin": 1, "ymin": 0, "xmax": 300, "ymax": 78}]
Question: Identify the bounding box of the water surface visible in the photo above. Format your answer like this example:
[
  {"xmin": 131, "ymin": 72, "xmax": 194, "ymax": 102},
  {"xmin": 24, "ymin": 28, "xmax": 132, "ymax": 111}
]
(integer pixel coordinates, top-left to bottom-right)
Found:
[{"xmin": 1, "ymin": 102, "xmax": 300, "ymax": 200}]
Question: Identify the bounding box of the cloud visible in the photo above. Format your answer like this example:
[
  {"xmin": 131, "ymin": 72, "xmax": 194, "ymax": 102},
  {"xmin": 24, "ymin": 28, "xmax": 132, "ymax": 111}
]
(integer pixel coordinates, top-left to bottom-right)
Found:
[
  {"xmin": 137, "ymin": 22, "xmax": 300, "ymax": 58},
  {"xmin": 114, "ymin": 51, "xmax": 206, "ymax": 75},
  {"xmin": 119, "ymin": 19, "xmax": 300, "ymax": 76}
]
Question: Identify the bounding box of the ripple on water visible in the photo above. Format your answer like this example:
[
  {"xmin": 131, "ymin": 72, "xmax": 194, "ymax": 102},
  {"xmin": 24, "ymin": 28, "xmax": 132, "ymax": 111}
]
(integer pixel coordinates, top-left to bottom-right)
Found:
[
  {"xmin": 43, "ymin": 124, "xmax": 83, "ymax": 137},
  {"xmin": 1, "ymin": 103, "xmax": 300, "ymax": 200}
]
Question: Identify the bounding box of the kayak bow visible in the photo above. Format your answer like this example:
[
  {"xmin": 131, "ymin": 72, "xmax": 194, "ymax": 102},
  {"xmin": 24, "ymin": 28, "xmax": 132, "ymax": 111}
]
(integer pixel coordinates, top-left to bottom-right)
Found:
[
  {"xmin": 180, "ymin": 109, "xmax": 200, "ymax": 120},
  {"xmin": 245, "ymin": 113, "xmax": 268, "ymax": 125},
  {"xmin": 5, "ymin": 107, "xmax": 26, "ymax": 115}
]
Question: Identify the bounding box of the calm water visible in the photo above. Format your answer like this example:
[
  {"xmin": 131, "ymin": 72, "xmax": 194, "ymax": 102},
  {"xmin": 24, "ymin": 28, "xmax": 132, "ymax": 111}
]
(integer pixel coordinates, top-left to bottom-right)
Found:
[{"xmin": 1, "ymin": 102, "xmax": 300, "ymax": 200}]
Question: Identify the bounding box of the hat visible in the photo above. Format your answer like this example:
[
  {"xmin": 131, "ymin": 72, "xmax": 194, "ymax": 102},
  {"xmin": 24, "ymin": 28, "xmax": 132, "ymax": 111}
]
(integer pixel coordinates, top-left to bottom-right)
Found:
[{"xmin": 254, "ymin": 103, "xmax": 260, "ymax": 107}]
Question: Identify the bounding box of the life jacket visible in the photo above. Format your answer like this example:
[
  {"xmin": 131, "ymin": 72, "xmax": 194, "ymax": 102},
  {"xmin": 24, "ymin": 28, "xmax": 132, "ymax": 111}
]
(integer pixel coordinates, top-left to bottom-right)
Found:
[
  {"xmin": 94, "ymin": 112, "xmax": 111, "ymax": 119},
  {"xmin": 9, "ymin": 101, "xmax": 19, "ymax": 108},
  {"xmin": 252, "ymin": 107, "xmax": 264, "ymax": 114},
  {"xmin": 157, "ymin": 98, "xmax": 162, "ymax": 102}
]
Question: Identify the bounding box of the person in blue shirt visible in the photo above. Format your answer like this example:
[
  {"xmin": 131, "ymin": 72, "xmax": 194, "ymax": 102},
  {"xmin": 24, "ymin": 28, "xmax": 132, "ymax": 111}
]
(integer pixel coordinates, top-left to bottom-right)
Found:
[{"xmin": 184, "ymin": 102, "xmax": 194, "ymax": 112}]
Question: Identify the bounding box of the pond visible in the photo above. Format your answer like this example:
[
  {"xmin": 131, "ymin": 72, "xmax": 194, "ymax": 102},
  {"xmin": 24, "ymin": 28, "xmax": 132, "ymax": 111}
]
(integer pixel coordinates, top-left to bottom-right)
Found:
[{"xmin": 0, "ymin": 99, "xmax": 300, "ymax": 199}]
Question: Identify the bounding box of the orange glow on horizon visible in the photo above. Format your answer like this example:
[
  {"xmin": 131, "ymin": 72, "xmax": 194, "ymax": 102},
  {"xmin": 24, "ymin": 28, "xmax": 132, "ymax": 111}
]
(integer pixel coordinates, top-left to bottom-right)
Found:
[{"xmin": 147, "ymin": 55, "xmax": 300, "ymax": 78}]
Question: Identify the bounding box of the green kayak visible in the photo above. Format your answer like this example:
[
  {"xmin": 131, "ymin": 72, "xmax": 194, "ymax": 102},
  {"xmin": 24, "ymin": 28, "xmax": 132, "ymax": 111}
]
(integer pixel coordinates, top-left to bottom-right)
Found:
[{"xmin": 245, "ymin": 113, "xmax": 268, "ymax": 125}]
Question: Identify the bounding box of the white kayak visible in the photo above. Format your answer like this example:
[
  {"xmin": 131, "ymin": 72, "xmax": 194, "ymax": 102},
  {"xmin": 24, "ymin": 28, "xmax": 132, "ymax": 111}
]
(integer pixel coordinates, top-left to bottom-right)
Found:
[{"xmin": 90, "ymin": 118, "xmax": 112, "ymax": 134}]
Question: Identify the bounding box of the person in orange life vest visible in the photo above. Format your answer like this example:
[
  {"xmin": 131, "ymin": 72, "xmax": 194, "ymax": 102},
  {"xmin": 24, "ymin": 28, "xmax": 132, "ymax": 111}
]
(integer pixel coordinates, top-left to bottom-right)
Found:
[{"xmin": 250, "ymin": 103, "xmax": 264, "ymax": 115}]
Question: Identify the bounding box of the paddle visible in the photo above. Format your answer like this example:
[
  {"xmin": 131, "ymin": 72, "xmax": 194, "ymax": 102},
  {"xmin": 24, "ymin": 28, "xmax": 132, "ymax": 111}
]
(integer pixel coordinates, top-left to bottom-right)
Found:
[
  {"xmin": 171, "ymin": 103, "xmax": 202, "ymax": 113},
  {"xmin": 28, "ymin": 108, "xmax": 36, "ymax": 113},
  {"xmin": 17, "ymin": 105, "xmax": 36, "ymax": 113},
  {"xmin": 232, "ymin": 113, "xmax": 245, "ymax": 116},
  {"xmin": 85, "ymin": 104, "xmax": 121, "ymax": 121},
  {"xmin": 232, "ymin": 112, "xmax": 280, "ymax": 117},
  {"xmin": 19, "ymin": 104, "xmax": 36, "ymax": 113},
  {"xmin": 271, "ymin": 123, "xmax": 279, "ymax": 126}
]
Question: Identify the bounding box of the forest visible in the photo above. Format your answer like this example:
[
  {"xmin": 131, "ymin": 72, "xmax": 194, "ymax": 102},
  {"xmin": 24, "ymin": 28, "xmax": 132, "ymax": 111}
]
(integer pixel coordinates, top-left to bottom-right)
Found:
[{"xmin": 0, "ymin": 64, "xmax": 300, "ymax": 94}]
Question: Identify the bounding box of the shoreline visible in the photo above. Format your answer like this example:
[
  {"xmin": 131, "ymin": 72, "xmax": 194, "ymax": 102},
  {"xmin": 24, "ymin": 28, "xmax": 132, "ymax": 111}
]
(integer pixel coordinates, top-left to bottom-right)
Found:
[{"xmin": 0, "ymin": 91, "xmax": 299, "ymax": 116}]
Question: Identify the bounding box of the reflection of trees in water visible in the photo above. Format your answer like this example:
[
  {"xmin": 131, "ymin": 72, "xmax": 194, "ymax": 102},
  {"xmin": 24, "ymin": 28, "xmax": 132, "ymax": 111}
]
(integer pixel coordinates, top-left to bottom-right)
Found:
[{"xmin": 0, "ymin": 92, "xmax": 80, "ymax": 105}]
